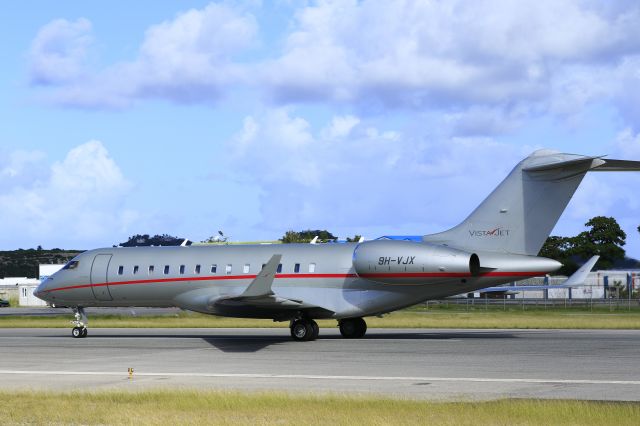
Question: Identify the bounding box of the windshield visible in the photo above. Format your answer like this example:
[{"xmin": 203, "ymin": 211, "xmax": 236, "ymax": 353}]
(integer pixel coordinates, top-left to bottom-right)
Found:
[{"xmin": 62, "ymin": 260, "xmax": 79, "ymax": 270}]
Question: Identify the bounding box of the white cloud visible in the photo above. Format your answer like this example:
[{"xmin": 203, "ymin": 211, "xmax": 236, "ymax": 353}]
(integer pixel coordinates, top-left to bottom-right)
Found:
[
  {"xmin": 321, "ymin": 115, "xmax": 360, "ymax": 139},
  {"xmin": 31, "ymin": 4, "xmax": 257, "ymax": 108},
  {"xmin": 28, "ymin": 18, "xmax": 92, "ymax": 85},
  {"xmin": 0, "ymin": 141, "xmax": 137, "ymax": 248},
  {"xmin": 559, "ymin": 129, "xmax": 640, "ymax": 250},
  {"xmin": 613, "ymin": 127, "xmax": 640, "ymax": 158},
  {"xmin": 26, "ymin": 1, "xmax": 640, "ymax": 133},
  {"xmin": 612, "ymin": 57, "xmax": 640, "ymax": 128},
  {"xmin": 0, "ymin": 149, "xmax": 47, "ymax": 186},
  {"xmin": 263, "ymin": 0, "xmax": 640, "ymax": 132},
  {"xmin": 229, "ymin": 108, "xmax": 524, "ymax": 237},
  {"xmin": 266, "ymin": 1, "xmax": 640, "ymax": 105}
]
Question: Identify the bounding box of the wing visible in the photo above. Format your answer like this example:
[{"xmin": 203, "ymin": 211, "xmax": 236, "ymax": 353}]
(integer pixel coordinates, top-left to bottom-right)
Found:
[
  {"xmin": 211, "ymin": 254, "xmax": 334, "ymax": 318},
  {"xmin": 562, "ymin": 255, "xmax": 599, "ymax": 286}
]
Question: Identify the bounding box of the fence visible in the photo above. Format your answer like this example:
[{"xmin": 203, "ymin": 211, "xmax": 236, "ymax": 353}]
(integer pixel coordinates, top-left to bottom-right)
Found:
[{"xmin": 423, "ymin": 296, "xmax": 640, "ymax": 312}]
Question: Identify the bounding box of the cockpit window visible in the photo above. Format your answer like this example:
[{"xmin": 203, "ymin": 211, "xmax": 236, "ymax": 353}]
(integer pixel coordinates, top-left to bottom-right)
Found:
[{"xmin": 62, "ymin": 260, "xmax": 79, "ymax": 270}]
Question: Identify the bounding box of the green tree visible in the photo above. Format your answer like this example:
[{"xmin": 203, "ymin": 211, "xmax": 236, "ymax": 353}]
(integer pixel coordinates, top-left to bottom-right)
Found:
[
  {"xmin": 572, "ymin": 216, "xmax": 626, "ymax": 270},
  {"xmin": 119, "ymin": 234, "xmax": 184, "ymax": 247},
  {"xmin": 540, "ymin": 216, "xmax": 627, "ymax": 274},
  {"xmin": 346, "ymin": 235, "xmax": 362, "ymax": 243},
  {"xmin": 280, "ymin": 230, "xmax": 337, "ymax": 243},
  {"xmin": 539, "ymin": 235, "xmax": 577, "ymax": 275}
]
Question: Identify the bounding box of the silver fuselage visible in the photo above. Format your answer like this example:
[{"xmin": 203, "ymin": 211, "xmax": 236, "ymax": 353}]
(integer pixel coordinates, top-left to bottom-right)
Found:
[{"xmin": 36, "ymin": 243, "xmax": 558, "ymax": 320}]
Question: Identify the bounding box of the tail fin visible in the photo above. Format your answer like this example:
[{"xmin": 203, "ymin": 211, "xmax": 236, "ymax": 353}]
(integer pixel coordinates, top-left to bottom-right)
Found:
[{"xmin": 423, "ymin": 150, "xmax": 640, "ymax": 256}]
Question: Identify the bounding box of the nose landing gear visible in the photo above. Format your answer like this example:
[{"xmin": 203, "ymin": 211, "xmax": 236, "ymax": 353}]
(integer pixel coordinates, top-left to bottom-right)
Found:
[{"xmin": 71, "ymin": 307, "xmax": 88, "ymax": 338}]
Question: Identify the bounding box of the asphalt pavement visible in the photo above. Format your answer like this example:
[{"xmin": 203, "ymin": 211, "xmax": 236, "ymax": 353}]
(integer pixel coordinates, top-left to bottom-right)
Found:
[{"xmin": 0, "ymin": 328, "xmax": 638, "ymax": 401}]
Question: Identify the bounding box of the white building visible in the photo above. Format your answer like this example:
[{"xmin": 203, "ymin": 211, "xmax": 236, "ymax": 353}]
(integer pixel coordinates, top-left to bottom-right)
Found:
[
  {"xmin": 14, "ymin": 264, "xmax": 65, "ymax": 307},
  {"xmin": 0, "ymin": 277, "xmax": 37, "ymax": 303},
  {"xmin": 39, "ymin": 264, "xmax": 64, "ymax": 282},
  {"xmin": 472, "ymin": 270, "xmax": 638, "ymax": 299},
  {"xmin": 19, "ymin": 281, "xmax": 46, "ymax": 306}
]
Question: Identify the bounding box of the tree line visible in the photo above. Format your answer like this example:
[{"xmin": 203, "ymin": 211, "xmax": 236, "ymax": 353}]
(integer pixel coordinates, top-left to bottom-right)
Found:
[{"xmin": 539, "ymin": 216, "xmax": 630, "ymax": 275}]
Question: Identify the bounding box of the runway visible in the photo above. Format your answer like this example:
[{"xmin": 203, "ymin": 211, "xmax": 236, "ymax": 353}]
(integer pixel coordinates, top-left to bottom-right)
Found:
[{"xmin": 0, "ymin": 328, "xmax": 639, "ymax": 401}]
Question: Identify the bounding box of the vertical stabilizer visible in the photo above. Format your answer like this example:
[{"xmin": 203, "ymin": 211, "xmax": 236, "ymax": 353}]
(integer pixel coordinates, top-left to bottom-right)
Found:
[{"xmin": 423, "ymin": 150, "xmax": 640, "ymax": 255}]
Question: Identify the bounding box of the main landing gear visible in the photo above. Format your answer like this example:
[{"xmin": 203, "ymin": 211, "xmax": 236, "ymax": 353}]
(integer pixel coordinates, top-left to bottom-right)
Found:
[
  {"xmin": 338, "ymin": 317, "xmax": 367, "ymax": 338},
  {"xmin": 289, "ymin": 318, "xmax": 320, "ymax": 341},
  {"xmin": 288, "ymin": 317, "xmax": 368, "ymax": 341},
  {"xmin": 71, "ymin": 306, "xmax": 88, "ymax": 338}
]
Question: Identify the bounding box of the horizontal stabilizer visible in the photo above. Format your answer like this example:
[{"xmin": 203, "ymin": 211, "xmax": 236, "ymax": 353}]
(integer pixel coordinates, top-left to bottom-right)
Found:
[
  {"xmin": 522, "ymin": 155, "xmax": 600, "ymax": 173},
  {"xmin": 590, "ymin": 159, "xmax": 640, "ymax": 171}
]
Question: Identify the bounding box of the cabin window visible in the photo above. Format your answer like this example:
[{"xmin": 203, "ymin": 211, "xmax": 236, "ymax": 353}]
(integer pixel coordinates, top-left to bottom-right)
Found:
[
  {"xmin": 133, "ymin": 265, "xmax": 139, "ymax": 274},
  {"xmin": 118, "ymin": 266, "xmax": 124, "ymax": 275},
  {"xmin": 225, "ymin": 264, "xmax": 232, "ymax": 274},
  {"xmin": 195, "ymin": 264, "xmax": 201, "ymax": 274},
  {"xmin": 277, "ymin": 264, "xmax": 282, "ymax": 273},
  {"xmin": 294, "ymin": 263, "xmax": 300, "ymax": 273},
  {"xmin": 164, "ymin": 265, "xmax": 170, "ymax": 275},
  {"xmin": 243, "ymin": 264, "xmax": 250, "ymax": 274},
  {"xmin": 148, "ymin": 265, "xmax": 154, "ymax": 275},
  {"xmin": 309, "ymin": 263, "xmax": 316, "ymax": 273},
  {"xmin": 179, "ymin": 265, "xmax": 185, "ymax": 275},
  {"xmin": 211, "ymin": 264, "xmax": 217, "ymax": 274}
]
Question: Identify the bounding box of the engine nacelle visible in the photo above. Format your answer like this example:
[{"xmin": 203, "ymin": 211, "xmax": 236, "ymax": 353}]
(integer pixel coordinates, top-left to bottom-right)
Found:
[{"xmin": 352, "ymin": 240, "xmax": 479, "ymax": 284}]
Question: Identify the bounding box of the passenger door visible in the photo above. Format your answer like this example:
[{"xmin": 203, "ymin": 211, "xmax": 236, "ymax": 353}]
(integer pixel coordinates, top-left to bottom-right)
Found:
[{"xmin": 91, "ymin": 254, "xmax": 113, "ymax": 301}]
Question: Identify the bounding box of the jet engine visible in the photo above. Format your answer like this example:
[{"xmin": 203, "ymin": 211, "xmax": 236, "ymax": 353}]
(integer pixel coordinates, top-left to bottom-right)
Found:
[{"xmin": 352, "ymin": 240, "xmax": 479, "ymax": 285}]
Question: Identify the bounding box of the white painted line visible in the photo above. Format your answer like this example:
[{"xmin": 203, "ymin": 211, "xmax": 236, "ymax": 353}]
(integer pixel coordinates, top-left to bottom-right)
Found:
[{"xmin": 0, "ymin": 370, "xmax": 639, "ymax": 385}]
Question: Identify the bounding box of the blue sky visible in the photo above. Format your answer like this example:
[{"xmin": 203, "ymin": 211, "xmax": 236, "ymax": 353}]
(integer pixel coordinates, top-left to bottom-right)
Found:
[{"xmin": 2, "ymin": 1, "xmax": 640, "ymax": 257}]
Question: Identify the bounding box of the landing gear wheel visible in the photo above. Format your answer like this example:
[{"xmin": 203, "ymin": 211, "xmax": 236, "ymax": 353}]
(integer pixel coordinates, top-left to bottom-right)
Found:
[
  {"xmin": 71, "ymin": 307, "xmax": 88, "ymax": 338},
  {"xmin": 310, "ymin": 320, "xmax": 320, "ymax": 340},
  {"xmin": 339, "ymin": 318, "xmax": 367, "ymax": 338},
  {"xmin": 290, "ymin": 319, "xmax": 317, "ymax": 341}
]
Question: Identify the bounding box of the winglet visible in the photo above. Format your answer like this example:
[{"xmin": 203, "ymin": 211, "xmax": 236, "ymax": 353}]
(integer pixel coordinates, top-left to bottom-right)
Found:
[
  {"xmin": 563, "ymin": 255, "xmax": 599, "ymax": 286},
  {"xmin": 310, "ymin": 236, "xmax": 318, "ymax": 244},
  {"xmin": 240, "ymin": 254, "xmax": 282, "ymax": 298}
]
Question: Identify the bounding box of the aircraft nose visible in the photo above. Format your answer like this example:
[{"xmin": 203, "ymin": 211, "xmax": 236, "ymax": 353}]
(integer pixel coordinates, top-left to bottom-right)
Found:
[{"xmin": 34, "ymin": 282, "xmax": 46, "ymax": 300}]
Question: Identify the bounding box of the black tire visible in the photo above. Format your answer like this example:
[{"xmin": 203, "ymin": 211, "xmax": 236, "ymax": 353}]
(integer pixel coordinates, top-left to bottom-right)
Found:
[
  {"xmin": 310, "ymin": 320, "xmax": 319, "ymax": 340},
  {"xmin": 354, "ymin": 318, "xmax": 367, "ymax": 338},
  {"xmin": 72, "ymin": 327, "xmax": 83, "ymax": 338},
  {"xmin": 81, "ymin": 328, "xmax": 88, "ymax": 338},
  {"xmin": 339, "ymin": 318, "xmax": 367, "ymax": 338},
  {"xmin": 290, "ymin": 320, "xmax": 314, "ymax": 341}
]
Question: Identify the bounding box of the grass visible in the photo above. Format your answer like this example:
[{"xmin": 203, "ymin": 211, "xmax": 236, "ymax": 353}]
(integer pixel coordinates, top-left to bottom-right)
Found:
[
  {"xmin": 1, "ymin": 308, "xmax": 640, "ymax": 329},
  {"xmin": 0, "ymin": 390, "xmax": 638, "ymax": 425}
]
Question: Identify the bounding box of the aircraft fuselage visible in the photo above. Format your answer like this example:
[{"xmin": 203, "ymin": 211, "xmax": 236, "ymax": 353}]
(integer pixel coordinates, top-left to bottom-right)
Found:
[{"xmin": 37, "ymin": 242, "xmax": 557, "ymax": 320}]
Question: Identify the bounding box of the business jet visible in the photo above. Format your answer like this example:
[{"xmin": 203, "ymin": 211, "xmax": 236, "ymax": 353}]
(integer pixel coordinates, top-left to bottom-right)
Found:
[{"xmin": 35, "ymin": 150, "xmax": 640, "ymax": 340}]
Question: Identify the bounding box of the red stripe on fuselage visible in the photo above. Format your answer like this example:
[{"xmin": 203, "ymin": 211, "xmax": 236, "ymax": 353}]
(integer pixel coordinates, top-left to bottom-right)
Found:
[
  {"xmin": 358, "ymin": 271, "xmax": 544, "ymax": 279},
  {"xmin": 42, "ymin": 273, "xmax": 358, "ymax": 293},
  {"xmin": 43, "ymin": 270, "xmax": 547, "ymax": 294}
]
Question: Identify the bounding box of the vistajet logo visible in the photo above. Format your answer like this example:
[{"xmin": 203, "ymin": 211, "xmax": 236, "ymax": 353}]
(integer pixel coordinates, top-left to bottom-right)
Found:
[{"xmin": 469, "ymin": 227, "xmax": 510, "ymax": 237}]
